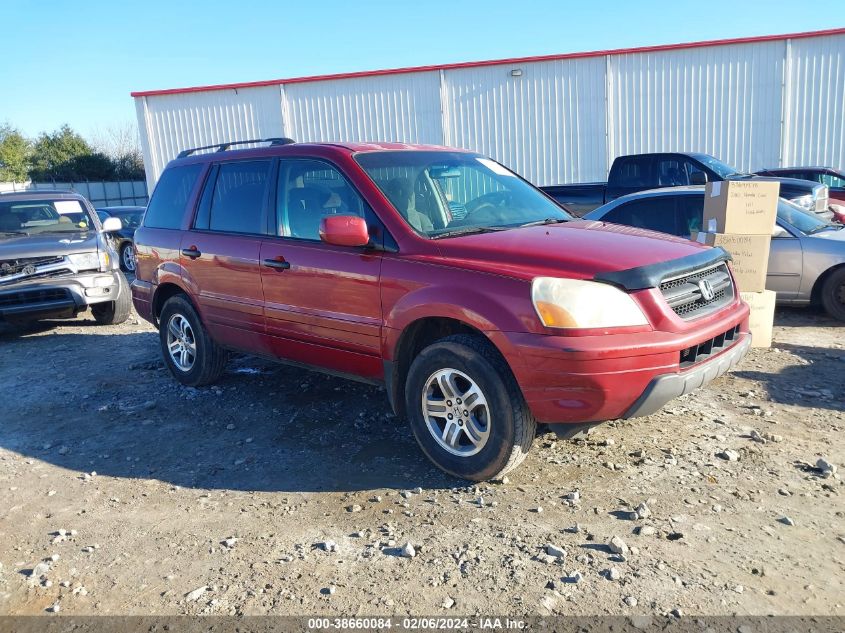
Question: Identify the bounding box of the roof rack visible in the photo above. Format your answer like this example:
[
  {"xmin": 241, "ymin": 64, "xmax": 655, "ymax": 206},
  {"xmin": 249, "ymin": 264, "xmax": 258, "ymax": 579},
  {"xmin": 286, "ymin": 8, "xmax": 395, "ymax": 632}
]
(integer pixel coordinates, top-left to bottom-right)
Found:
[{"xmin": 176, "ymin": 137, "xmax": 295, "ymax": 159}]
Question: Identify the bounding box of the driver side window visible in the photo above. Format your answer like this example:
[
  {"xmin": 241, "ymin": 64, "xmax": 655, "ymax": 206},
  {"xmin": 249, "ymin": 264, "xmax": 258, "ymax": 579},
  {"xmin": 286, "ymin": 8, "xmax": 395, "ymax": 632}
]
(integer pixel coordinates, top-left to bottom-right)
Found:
[{"xmin": 276, "ymin": 159, "xmax": 368, "ymax": 241}]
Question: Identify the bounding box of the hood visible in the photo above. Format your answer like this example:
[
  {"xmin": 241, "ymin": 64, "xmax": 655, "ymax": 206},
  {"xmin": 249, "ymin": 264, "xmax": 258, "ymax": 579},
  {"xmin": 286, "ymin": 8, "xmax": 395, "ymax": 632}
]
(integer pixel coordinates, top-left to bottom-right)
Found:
[
  {"xmin": 812, "ymin": 226, "xmax": 845, "ymax": 244},
  {"xmin": 739, "ymin": 174, "xmax": 820, "ymax": 199},
  {"xmin": 433, "ymin": 220, "xmax": 708, "ymax": 281},
  {"xmin": 0, "ymin": 231, "xmax": 100, "ymax": 260}
]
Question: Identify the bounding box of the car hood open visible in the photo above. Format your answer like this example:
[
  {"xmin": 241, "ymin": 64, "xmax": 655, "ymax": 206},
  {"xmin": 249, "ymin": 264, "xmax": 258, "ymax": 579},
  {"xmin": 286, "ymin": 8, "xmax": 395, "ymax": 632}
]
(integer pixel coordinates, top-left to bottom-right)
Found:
[
  {"xmin": 0, "ymin": 231, "xmax": 100, "ymax": 260},
  {"xmin": 432, "ymin": 220, "xmax": 711, "ymax": 283}
]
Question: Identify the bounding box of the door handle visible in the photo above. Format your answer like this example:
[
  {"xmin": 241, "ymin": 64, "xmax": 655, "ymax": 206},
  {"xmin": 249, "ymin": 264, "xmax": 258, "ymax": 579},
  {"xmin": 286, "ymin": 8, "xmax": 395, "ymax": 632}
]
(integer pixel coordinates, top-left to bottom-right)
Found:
[
  {"xmin": 181, "ymin": 247, "xmax": 201, "ymax": 259},
  {"xmin": 263, "ymin": 258, "xmax": 291, "ymax": 270}
]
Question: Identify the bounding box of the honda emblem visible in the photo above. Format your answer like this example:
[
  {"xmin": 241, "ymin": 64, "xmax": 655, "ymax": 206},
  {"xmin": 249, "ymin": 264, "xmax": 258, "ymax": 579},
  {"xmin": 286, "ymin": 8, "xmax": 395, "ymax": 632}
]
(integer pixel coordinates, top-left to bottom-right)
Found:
[{"xmin": 698, "ymin": 278, "xmax": 715, "ymax": 301}]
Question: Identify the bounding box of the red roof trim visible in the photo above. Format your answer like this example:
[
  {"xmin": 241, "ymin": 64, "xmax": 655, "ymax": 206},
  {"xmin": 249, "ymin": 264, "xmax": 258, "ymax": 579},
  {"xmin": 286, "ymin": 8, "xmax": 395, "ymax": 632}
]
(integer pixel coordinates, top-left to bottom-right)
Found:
[{"xmin": 130, "ymin": 27, "xmax": 845, "ymax": 98}]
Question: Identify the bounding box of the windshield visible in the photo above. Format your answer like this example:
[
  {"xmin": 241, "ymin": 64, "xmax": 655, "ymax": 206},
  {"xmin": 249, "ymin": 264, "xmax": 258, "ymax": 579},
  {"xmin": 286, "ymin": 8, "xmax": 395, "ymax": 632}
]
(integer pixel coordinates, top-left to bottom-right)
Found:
[
  {"xmin": 112, "ymin": 211, "xmax": 143, "ymax": 229},
  {"xmin": 777, "ymin": 198, "xmax": 840, "ymax": 234},
  {"xmin": 0, "ymin": 198, "xmax": 96, "ymax": 234},
  {"xmin": 355, "ymin": 151, "xmax": 571, "ymax": 237},
  {"xmin": 692, "ymin": 154, "xmax": 743, "ymax": 179}
]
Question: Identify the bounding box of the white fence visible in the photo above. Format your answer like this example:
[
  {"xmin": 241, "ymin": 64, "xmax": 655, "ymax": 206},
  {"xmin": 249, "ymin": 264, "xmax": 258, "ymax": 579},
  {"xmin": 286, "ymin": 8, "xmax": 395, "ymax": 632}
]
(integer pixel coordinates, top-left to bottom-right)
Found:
[{"xmin": 0, "ymin": 181, "xmax": 148, "ymax": 207}]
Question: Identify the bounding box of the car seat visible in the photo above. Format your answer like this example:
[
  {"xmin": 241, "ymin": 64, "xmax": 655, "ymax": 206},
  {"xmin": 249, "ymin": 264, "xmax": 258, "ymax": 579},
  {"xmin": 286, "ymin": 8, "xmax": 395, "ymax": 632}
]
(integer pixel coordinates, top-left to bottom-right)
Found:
[{"xmin": 384, "ymin": 177, "xmax": 434, "ymax": 233}]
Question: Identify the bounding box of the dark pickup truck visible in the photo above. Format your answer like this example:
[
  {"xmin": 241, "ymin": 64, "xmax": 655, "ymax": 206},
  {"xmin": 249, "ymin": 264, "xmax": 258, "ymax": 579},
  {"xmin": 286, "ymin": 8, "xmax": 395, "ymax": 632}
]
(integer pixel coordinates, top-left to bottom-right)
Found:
[{"xmin": 542, "ymin": 152, "xmax": 832, "ymax": 220}]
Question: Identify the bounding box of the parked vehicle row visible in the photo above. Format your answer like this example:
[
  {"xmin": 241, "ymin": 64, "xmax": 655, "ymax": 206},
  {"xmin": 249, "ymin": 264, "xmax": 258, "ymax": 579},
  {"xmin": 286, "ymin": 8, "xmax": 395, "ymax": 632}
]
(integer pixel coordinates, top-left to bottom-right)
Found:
[
  {"xmin": 754, "ymin": 166, "xmax": 845, "ymax": 223},
  {"xmin": 0, "ymin": 191, "xmax": 132, "ymax": 326},
  {"xmin": 130, "ymin": 138, "xmax": 750, "ymax": 480},
  {"xmin": 5, "ymin": 138, "xmax": 840, "ymax": 481},
  {"xmin": 542, "ymin": 152, "xmax": 833, "ymax": 221},
  {"xmin": 580, "ymin": 187, "xmax": 845, "ymax": 321}
]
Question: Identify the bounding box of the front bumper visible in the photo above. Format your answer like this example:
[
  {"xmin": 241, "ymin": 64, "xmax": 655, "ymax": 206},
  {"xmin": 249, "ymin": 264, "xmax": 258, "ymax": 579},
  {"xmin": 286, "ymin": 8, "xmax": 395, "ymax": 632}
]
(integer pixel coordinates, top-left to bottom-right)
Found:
[
  {"xmin": 0, "ymin": 271, "xmax": 122, "ymax": 321},
  {"xmin": 501, "ymin": 302, "xmax": 750, "ymax": 425},
  {"xmin": 622, "ymin": 333, "xmax": 750, "ymax": 419}
]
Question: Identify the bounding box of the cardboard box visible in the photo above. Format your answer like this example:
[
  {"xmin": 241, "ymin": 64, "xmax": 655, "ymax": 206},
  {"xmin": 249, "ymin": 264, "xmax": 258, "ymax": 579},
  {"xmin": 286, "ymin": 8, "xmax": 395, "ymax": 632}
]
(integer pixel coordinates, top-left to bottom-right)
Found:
[
  {"xmin": 740, "ymin": 290, "xmax": 776, "ymax": 348},
  {"xmin": 703, "ymin": 180, "xmax": 779, "ymax": 234},
  {"xmin": 692, "ymin": 232, "xmax": 771, "ymax": 292}
]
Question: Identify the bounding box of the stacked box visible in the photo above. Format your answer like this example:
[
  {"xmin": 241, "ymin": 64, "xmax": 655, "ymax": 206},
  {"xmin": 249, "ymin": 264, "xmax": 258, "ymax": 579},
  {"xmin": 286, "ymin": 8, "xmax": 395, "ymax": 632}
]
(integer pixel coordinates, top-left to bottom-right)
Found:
[
  {"xmin": 740, "ymin": 290, "xmax": 777, "ymax": 348},
  {"xmin": 697, "ymin": 180, "xmax": 779, "ymax": 348}
]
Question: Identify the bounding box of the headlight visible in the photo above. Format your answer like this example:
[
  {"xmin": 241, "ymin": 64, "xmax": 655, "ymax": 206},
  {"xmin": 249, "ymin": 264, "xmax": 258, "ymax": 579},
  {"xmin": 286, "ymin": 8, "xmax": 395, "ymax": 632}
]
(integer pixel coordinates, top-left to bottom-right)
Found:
[
  {"xmin": 791, "ymin": 195, "xmax": 814, "ymax": 211},
  {"xmin": 68, "ymin": 251, "xmax": 110, "ymax": 271},
  {"xmin": 531, "ymin": 277, "xmax": 649, "ymax": 329}
]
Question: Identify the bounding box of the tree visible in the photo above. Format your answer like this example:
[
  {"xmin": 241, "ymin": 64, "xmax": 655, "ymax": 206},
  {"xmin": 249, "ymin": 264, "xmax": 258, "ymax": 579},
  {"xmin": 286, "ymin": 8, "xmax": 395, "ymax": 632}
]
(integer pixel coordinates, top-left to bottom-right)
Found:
[
  {"xmin": 91, "ymin": 122, "xmax": 146, "ymax": 180},
  {"xmin": 0, "ymin": 123, "xmax": 32, "ymax": 182},
  {"xmin": 30, "ymin": 124, "xmax": 96, "ymax": 181}
]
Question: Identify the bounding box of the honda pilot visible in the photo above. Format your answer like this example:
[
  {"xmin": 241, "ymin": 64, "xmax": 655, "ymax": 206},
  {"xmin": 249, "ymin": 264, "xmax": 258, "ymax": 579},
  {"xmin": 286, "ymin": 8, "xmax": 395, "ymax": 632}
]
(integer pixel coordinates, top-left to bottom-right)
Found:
[{"xmin": 132, "ymin": 139, "xmax": 750, "ymax": 480}]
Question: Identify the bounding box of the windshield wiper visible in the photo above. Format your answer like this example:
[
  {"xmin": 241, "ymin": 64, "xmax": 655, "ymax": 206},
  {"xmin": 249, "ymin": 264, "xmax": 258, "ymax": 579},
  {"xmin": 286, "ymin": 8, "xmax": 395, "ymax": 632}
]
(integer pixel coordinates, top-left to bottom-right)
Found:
[
  {"xmin": 431, "ymin": 226, "xmax": 509, "ymax": 239},
  {"xmin": 518, "ymin": 217, "xmax": 569, "ymax": 227},
  {"xmin": 0, "ymin": 230, "xmax": 28, "ymax": 236}
]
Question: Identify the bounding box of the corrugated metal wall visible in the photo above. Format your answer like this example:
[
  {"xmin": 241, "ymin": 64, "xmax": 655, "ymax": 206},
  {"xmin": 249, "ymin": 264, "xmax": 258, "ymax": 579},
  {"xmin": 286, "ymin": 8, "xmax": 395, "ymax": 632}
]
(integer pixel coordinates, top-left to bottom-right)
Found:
[
  {"xmin": 135, "ymin": 32, "xmax": 845, "ymax": 189},
  {"xmin": 443, "ymin": 57, "xmax": 607, "ymax": 185},
  {"xmin": 782, "ymin": 35, "xmax": 845, "ymax": 169},
  {"xmin": 136, "ymin": 85, "xmax": 284, "ymax": 187},
  {"xmin": 608, "ymin": 41, "xmax": 784, "ymax": 173},
  {"xmin": 285, "ymin": 71, "xmax": 443, "ymax": 145}
]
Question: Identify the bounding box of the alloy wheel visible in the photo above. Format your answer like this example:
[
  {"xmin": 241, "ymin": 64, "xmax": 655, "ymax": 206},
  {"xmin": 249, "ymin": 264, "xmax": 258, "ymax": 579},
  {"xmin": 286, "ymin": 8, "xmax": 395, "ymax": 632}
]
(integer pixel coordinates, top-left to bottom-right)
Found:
[
  {"xmin": 166, "ymin": 314, "xmax": 196, "ymax": 371},
  {"xmin": 421, "ymin": 368, "xmax": 490, "ymax": 456},
  {"xmin": 122, "ymin": 245, "xmax": 136, "ymax": 272}
]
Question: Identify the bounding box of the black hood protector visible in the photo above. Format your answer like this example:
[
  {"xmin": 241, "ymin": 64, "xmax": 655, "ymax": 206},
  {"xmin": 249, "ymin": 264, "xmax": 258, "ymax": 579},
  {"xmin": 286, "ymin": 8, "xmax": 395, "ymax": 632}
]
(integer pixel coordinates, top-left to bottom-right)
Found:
[{"xmin": 594, "ymin": 247, "xmax": 732, "ymax": 291}]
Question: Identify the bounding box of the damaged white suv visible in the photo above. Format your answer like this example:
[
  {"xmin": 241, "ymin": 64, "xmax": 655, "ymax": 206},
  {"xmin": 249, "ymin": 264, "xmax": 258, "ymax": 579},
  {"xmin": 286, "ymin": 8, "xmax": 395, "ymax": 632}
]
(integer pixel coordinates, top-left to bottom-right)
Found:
[{"xmin": 0, "ymin": 191, "xmax": 131, "ymax": 326}]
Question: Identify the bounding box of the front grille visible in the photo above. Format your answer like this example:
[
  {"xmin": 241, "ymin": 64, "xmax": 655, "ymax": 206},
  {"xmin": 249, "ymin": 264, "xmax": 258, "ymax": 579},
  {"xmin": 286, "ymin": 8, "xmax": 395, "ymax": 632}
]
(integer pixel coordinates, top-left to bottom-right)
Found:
[
  {"xmin": 660, "ymin": 262, "xmax": 735, "ymax": 320},
  {"xmin": 0, "ymin": 287, "xmax": 71, "ymax": 308},
  {"xmin": 0, "ymin": 256, "xmax": 65, "ymax": 278},
  {"xmin": 679, "ymin": 324, "xmax": 741, "ymax": 368}
]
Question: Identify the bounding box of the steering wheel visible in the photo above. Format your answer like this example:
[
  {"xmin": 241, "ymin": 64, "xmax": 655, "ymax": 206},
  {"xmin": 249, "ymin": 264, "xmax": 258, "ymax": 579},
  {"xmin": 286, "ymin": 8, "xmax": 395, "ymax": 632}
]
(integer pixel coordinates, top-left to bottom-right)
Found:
[{"xmin": 462, "ymin": 191, "xmax": 514, "ymax": 223}]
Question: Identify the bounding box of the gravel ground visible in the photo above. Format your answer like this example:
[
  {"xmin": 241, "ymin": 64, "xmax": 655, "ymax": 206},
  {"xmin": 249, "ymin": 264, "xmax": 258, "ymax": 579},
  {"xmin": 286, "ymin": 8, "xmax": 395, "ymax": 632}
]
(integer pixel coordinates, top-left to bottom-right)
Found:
[{"xmin": 0, "ymin": 305, "xmax": 843, "ymax": 617}]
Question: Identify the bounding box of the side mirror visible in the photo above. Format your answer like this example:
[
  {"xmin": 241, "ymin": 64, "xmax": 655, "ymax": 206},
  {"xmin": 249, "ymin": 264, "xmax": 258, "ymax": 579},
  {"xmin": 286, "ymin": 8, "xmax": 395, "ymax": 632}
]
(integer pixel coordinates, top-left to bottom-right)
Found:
[
  {"xmin": 101, "ymin": 217, "xmax": 122, "ymax": 232},
  {"xmin": 690, "ymin": 172, "xmax": 709, "ymax": 185},
  {"xmin": 319, "ymin": 215, "xmax": 370, "ymax": 247}
]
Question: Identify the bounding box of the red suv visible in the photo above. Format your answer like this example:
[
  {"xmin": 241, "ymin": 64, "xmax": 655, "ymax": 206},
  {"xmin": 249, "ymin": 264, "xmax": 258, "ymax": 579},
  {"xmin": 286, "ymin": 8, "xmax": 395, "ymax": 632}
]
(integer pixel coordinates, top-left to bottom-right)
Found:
[{"xmin": 132, "ymin": 139, "xmax": 750, "ymax": 481}]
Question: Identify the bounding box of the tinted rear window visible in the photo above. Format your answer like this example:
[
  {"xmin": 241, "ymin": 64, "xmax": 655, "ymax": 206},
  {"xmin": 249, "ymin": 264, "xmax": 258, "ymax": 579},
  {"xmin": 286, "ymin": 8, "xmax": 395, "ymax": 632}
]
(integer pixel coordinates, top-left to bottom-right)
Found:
[
  {"xmin": 208, "ymin": 160, "xmax": 271, "ymax": 234},
  {"xmin": 144, "ymin": 164, "xmax": 203, "ymax": 229}
]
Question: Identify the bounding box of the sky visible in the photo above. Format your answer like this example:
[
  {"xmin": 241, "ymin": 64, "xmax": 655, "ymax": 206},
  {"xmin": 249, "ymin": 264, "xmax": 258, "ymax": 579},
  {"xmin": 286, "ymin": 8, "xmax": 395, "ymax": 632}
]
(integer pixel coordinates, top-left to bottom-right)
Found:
[{"xmin": 0, "ymin": 0, "xmax": 842, "ymax": 140}]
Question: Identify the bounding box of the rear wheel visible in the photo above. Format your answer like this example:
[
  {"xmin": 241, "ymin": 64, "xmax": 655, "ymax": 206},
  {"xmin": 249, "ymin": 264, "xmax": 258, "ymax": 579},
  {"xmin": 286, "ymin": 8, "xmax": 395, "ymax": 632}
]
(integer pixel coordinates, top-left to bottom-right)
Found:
[
  {"xmin": 404, "ymin": 334, "xmax": 535, "ymax": 481},
  {"xmin": 159, "ymin": 295, "xmax": 228, "ymax": 386},
  {"xmin": 91, "ymin": 272, "xmax": 131, "ymax": 325},
  {"xmin": 820, "ymin": 267, "xmax": 845, "ymax": 321}
]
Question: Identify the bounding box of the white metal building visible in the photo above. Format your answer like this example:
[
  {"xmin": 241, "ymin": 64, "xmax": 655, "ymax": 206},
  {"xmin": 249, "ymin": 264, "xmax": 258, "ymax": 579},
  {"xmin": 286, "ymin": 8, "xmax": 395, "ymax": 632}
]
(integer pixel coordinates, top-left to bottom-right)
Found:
[{"xmin": 132, "ymin": 28, "xmax": 845, "ymax": 190}]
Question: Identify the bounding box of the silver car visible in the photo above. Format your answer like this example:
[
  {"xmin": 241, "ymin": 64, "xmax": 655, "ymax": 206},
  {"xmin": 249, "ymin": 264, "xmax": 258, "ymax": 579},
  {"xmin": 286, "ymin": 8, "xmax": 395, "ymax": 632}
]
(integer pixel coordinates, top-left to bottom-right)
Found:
[{"xmin": 582, "ymin": 186, "xmax": 845, "ymax": 321}]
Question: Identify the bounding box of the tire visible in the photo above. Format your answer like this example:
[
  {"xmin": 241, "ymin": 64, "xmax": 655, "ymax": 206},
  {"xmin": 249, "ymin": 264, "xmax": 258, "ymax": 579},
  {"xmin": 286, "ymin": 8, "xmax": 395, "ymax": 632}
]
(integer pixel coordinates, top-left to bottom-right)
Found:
[
  {"xmin": 119, "ymin": 242, "xmax": 136, "ymax": 273},
  {"xmin": 820, "ymin": 267, "xmax": 845, "ymax": 322},
  {"xmin": 91, "ymin": 272, "xmax": 132, "ymax": 325},
  {"xmin": 158, "ymin": 294, "xmax": 228, "ymax": 386},
  {"xmin": 404, "ymin": 334, "xmax": 536, "ymax": 481}
]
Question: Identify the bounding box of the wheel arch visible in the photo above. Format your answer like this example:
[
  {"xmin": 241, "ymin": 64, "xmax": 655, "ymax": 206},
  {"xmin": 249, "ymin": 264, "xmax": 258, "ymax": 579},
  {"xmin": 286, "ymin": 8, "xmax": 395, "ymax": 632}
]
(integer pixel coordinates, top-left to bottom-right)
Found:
[
  {"xmin": 151, "ymin": 281, "xmax": 196, "ymax": 327},
  {"xmin": 810, "ymin": 262, "xmax": 845, "ymax": 306},
  {"xmin": 385, "ymin": 315, "xmax": 513, "ymax": 419}
]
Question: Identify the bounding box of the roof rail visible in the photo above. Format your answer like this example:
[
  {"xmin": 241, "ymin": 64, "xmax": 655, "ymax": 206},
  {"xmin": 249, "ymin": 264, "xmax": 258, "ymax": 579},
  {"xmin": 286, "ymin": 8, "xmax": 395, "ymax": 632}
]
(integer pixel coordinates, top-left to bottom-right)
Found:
[{"xmin": 176, "ymin": 137, "xmax": 295, "ymax": 159}]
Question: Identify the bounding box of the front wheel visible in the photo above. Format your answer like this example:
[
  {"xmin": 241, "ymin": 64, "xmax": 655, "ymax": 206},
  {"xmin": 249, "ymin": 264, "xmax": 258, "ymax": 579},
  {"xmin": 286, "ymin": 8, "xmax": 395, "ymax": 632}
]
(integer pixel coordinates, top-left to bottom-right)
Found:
[
  {"xmin": 158, "ymin": 295, "xmax": 228, "ymax": 386},
  {"xmin": 91, "ymin": 272, "xmax": 131, "ymax": 325},
  {"xmin": 404, "ymin": 334, "xmax": 535, "ymax": 481},
  {"xmin": 120, "ymin": 242, "xmax": 136, "ymax": 273},
  {"xmin": 821, "ymin": 268, "xmax": 845, "ymax": 322}
]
